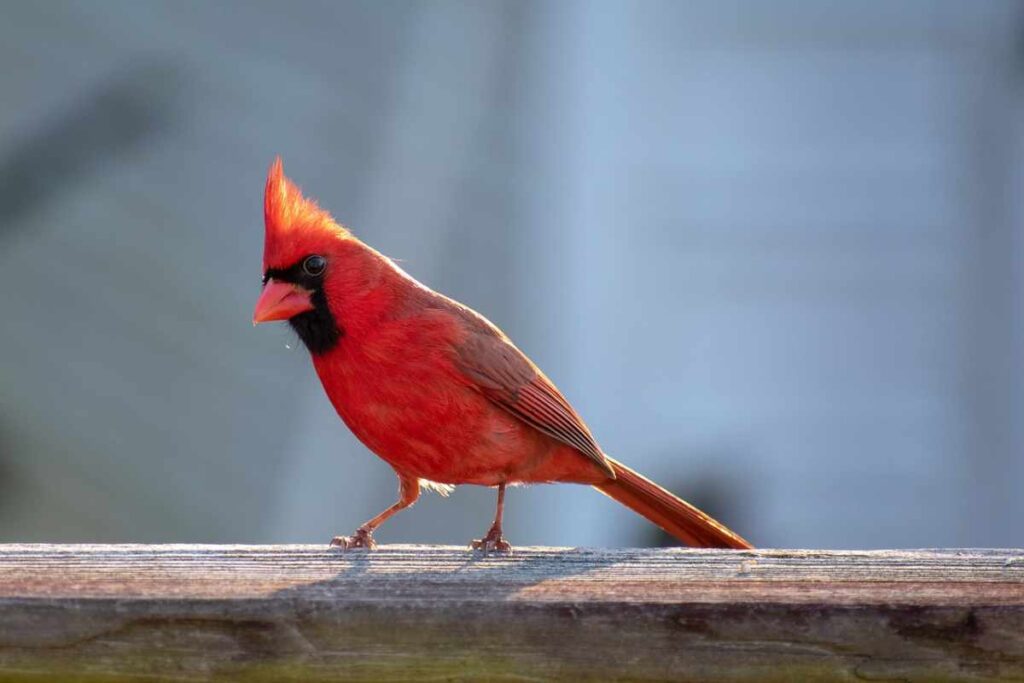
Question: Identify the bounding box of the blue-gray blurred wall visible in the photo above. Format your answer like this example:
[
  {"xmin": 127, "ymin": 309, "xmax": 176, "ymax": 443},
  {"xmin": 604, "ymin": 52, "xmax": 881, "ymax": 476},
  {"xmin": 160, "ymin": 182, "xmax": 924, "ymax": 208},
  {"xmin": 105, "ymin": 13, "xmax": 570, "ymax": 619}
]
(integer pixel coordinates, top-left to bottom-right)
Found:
[{"xmin": 0, "ymin": 0, "xmax": 1021, "ymax": 548}]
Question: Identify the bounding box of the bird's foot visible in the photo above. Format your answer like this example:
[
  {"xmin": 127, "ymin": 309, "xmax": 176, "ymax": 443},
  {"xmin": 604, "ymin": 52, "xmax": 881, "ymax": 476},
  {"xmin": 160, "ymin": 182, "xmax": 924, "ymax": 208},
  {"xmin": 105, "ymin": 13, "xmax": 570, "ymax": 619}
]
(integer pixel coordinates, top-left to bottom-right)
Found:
[
  {"xmin": 471, "ymin": 527, "xmax": 512, "ymax": 554},
  {"xmin": 330, "ymin": 527, "xmax": 377, "ymax": 550}
]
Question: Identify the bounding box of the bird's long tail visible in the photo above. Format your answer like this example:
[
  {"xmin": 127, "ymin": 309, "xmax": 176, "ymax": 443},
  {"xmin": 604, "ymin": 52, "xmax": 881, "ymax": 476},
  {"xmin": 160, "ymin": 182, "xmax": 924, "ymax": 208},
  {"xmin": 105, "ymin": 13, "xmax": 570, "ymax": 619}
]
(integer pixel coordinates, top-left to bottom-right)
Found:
[{"xmin": 594, "ymin": 458, "xmax": 752, "ymax": 549}]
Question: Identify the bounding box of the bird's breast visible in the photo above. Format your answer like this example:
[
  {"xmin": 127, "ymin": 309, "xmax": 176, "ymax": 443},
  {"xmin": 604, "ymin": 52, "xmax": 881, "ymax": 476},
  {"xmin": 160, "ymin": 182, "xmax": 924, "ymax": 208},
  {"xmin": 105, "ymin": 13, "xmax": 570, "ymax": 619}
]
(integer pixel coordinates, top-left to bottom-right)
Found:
[{"xmin": 309, "ymin": 323, "xmax": 545, "ymax": 484}]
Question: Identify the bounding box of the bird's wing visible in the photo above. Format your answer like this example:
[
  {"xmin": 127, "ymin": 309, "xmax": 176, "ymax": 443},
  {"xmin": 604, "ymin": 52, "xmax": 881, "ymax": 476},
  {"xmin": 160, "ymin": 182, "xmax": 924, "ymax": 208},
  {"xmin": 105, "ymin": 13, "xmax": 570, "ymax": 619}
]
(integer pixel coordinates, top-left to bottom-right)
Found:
[{"xmin": 450, "ymin": 307, "xmax": 615, "ymax": 478}]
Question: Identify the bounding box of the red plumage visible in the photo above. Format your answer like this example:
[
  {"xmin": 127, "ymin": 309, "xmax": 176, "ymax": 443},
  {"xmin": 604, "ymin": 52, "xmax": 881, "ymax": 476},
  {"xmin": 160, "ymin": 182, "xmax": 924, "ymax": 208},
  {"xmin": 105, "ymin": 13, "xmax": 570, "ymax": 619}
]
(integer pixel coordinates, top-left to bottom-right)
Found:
[{"xmin": 254, "ymin": 158, "xmax": 751, "ymax": 551}]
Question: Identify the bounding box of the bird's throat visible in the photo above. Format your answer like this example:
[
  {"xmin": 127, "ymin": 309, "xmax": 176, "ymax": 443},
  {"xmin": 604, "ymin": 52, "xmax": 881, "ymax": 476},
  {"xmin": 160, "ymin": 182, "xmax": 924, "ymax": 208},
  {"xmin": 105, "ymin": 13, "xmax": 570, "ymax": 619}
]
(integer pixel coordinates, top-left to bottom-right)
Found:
[{"xmin": 288, "ymin": 287, "xmax": 343, "ymax": 355}]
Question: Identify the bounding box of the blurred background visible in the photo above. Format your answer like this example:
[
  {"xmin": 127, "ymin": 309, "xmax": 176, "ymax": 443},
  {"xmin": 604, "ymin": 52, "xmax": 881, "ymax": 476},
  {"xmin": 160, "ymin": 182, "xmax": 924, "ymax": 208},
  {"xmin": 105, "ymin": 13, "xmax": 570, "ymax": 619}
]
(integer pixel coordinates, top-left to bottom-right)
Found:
[{"xmin": 1, "ymin": 0, "xmax": 1022, "ymax": 549}]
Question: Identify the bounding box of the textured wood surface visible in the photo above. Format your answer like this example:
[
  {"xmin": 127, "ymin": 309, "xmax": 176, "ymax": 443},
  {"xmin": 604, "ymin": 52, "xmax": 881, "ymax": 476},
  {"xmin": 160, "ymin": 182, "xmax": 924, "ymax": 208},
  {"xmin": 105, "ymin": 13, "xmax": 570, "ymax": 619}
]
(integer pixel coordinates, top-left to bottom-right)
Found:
[{"xmin": 0, "ymin": 545, "xmax": 1022, "ymax": 681}]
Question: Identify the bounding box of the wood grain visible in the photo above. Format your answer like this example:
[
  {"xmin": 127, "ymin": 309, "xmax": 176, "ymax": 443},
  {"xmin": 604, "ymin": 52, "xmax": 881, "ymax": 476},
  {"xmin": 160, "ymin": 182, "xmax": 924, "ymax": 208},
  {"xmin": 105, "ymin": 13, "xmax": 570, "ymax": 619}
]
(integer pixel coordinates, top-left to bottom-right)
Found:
[{"xmin": 0, "ymin": 545, "xmax": 1021, "ymax": 681}]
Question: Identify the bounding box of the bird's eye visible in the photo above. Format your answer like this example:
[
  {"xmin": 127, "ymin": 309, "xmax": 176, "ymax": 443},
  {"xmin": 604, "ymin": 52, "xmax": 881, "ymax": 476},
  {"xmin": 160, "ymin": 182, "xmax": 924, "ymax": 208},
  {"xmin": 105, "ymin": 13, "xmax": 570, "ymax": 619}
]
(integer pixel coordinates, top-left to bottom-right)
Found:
[{"xmin": 302, "ymin": 255, "xmax": 327, "ymax": 277}]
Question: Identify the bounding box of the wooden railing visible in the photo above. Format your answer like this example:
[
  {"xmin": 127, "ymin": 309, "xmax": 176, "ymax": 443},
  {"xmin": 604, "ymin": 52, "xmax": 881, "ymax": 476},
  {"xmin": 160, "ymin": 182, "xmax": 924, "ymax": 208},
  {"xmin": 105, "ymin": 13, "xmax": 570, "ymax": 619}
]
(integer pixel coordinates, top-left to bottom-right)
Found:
[{"xmin": 0, "ymin": 545, "xmax": 1021, "ymax": 680}]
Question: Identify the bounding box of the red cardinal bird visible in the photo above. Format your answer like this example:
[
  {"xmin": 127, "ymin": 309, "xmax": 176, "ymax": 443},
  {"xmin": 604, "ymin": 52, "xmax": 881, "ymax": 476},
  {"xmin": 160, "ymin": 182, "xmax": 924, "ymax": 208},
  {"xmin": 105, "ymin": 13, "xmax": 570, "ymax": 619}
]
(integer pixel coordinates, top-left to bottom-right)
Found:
[{"xmin": 253, "ymin": 159, "xmax": 752, "ymax": 551}]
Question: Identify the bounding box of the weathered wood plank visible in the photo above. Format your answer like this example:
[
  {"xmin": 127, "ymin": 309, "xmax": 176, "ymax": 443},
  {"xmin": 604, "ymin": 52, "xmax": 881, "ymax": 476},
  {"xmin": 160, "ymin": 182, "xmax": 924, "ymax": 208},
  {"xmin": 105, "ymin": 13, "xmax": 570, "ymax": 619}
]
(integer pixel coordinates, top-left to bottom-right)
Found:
[{"xmin": 0, "ymin": 545, "xmax": 1021, "ymax": 681}]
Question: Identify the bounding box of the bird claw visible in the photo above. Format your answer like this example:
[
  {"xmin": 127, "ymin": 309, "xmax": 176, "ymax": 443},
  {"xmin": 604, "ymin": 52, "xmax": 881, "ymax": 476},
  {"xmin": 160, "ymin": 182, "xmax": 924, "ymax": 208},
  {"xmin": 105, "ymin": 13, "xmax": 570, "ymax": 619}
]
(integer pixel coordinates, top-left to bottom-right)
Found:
[
  {"xmin": 330, "ymin": 527, "xmax": 377, "ymax": 550},
  {"xmin": 471, "ymin": 529, "xmax": 512, "ymax": 554}
]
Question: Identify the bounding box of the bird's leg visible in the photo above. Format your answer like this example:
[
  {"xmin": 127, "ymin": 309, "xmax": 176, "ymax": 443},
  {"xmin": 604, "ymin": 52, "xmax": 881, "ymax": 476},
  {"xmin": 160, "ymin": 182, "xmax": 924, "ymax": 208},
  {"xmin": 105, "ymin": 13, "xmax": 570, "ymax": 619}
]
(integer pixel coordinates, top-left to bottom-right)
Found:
[
  {"xmin": 472, "ymin": 483, "xmax": 512, "ymax": 553},
  {"xmin": 331, "ymin": 474, "xmax": 420, "ymax": 550}
]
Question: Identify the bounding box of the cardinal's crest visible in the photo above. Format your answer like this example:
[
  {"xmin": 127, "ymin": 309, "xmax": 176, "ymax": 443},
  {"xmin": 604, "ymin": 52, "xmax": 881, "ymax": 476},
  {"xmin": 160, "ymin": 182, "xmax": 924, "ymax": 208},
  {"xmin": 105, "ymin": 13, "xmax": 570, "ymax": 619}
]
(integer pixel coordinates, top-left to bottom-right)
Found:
[{"xmin": 262, "ymin": 157, "xmax": 349, "ymax": 271}]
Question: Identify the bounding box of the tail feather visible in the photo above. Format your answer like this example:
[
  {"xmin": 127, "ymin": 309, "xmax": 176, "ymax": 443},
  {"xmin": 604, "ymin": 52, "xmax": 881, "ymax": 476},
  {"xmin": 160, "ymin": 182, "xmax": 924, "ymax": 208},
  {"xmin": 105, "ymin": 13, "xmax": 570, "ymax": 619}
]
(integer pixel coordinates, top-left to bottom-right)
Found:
[{"xmin": 595, "ymin": 458, "xmax": 752, "ymax": 549}]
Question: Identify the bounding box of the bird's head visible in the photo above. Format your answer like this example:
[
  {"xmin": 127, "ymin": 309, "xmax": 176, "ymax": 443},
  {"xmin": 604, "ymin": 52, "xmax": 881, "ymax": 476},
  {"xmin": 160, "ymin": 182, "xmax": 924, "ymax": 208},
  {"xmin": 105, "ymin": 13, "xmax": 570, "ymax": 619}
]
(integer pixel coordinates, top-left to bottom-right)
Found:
[{"xmin": 253, "ymin": 157, "xmax": 351, "ymax": 354}]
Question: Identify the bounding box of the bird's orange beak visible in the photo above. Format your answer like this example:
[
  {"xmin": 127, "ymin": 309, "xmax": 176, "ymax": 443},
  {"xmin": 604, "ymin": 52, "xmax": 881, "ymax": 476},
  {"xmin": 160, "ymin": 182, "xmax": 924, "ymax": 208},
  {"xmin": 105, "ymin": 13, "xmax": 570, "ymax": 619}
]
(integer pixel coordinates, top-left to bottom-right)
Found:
[{"xmin": 253, "ymin": 279, "xmax": 315, "ymax": 324}]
